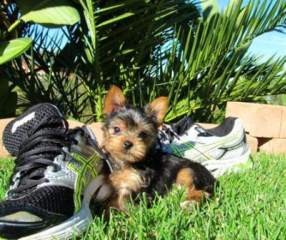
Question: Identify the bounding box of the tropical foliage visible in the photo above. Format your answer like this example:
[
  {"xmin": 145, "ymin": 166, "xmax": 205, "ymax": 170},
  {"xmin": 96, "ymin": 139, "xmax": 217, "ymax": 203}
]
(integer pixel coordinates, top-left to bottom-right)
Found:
[
  {"xmin": 1, "ymin": 0, "xmax": 286, "ymax": 122},
  {"xmin": 0, "ymin": 0, "xmax": 80, "ymax": 116}
]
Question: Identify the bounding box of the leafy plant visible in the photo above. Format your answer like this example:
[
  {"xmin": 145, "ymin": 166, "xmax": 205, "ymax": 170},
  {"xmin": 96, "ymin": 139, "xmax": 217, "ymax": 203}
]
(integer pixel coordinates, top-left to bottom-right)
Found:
[
  {"xmin": 0, "ymin": 38, "xmax": 32, "ymax": 65},
  {"xmin": 163, "ymin": 0, "xmax": 286, "ymax": 121},
  {"xmin": 0, "ymin": 0, "xmax": 80, "ymax": 117},
  {"xmin": 0, "ymin": 3, "xmax": 32, "ymax": 65},
  {"xmin": 2, "ymin": 0, "xmax": 286, "ymax": 123},
  {"xmin": 0, "ymin": 0, "xmax": 80, "ymax": 65},
  {"xmin": 3, "ymin": 0, "xmax": 201, "ymax": 121}
]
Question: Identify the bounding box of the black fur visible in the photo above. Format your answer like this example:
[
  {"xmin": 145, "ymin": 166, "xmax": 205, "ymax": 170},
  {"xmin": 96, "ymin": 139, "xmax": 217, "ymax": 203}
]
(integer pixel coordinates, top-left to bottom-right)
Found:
[
  {"xmin": 132, "ymin": 150, "xmax": 216, "ymax": 202},
  {"xmin": 105, "ymin": 106, "xmax": 157, "ymax": 131}
]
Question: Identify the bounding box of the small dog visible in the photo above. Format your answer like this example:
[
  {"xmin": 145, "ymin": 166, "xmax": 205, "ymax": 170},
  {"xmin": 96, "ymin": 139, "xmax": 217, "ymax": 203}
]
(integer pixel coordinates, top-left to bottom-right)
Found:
[{"xmin": 101, "ymin": 86, "xmax": 216, "ymax": 211}]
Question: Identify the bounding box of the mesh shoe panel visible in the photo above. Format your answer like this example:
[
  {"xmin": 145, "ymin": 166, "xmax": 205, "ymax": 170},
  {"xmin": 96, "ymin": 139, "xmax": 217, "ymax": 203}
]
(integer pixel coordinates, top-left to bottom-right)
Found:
[{"xmin": 3, "ymin": 103, "xmax": 63, "ymax": 156}]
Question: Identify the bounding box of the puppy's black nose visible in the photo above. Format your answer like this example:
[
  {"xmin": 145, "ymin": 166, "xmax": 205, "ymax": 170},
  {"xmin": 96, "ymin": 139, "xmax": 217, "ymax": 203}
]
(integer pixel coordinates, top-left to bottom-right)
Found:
[{"xmin": 123, "ymin": 140, "xmax": 133, "ymax": 150}]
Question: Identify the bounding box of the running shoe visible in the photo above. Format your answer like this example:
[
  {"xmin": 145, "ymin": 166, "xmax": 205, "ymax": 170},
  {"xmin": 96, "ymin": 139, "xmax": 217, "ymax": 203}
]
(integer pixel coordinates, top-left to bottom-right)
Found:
[
  {"xmin": 0, "ymin": 103, "xmax": 111, "ymax": 239},
  {"xmin": 158, "ymin": 116, "xmax": 251, "ymax": 177}
]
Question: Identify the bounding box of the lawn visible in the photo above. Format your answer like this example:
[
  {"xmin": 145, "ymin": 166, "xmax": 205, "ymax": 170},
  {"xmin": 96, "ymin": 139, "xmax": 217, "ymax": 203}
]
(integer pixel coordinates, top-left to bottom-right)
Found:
[{"xmin": 0, "ymin": 153, "xmax": 285, "ymax": 240}]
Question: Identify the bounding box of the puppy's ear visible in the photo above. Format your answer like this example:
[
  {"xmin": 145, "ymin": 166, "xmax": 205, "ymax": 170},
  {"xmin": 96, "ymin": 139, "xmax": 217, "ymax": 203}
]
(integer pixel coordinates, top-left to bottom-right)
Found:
[
  {"xmin": 145, "ymin": 97, "xmax": 169, "ymax": 125},
  {"xmin": 103, "ymin": 85, "xmax": 126, "ymax": 115}
]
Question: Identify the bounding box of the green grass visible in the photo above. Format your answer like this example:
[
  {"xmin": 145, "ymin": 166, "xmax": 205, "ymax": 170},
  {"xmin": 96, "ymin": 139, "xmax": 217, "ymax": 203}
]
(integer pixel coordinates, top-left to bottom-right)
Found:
[{"xmin": 0, "ymin": 154, "xmax": 286, "ymax": 240}]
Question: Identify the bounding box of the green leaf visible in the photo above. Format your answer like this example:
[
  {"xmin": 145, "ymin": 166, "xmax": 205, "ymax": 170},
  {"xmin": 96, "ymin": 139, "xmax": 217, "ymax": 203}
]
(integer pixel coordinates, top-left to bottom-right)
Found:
[
  {"xmin": 80, "ymin": 0, "xmax": 96, "ymax": 57},
  {"xmin": 97, "ymin": 12, "xmax": 135, "ymax": 28},
  {"xmin": 17, "ymin": 0, "xmax": 80, "ymax": 26},
  {"xmin": 201, "ymin": 0, "xmax": 220, "ymax": 19},
  {"xmin": 0, "ymin": 38, "xmax": 32, "ymax": 65}
]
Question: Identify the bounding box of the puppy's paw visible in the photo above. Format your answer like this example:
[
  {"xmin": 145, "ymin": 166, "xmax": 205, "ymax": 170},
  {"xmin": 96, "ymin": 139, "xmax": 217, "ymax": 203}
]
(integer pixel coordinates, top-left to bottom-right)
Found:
[{"xmin": 180, "ymin": 200, "xmax": 198, "ymax": 211}]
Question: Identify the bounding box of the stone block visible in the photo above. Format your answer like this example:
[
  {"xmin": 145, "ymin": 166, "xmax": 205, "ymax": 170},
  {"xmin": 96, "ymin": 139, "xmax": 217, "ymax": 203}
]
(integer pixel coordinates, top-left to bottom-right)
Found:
[
  {"xmin": 87, "ymin": 122, "xmax": 104, "ymax": 146},
  {"xmin": 259, "ymin": 138, "xmax": 286, "ymax": 154},
  {"xmin": 67, "ymin": 119, "xmax": 84, "ymax": 129},
  {"xmin": 246, "ymin": 134, "xmax": 258, "ymax": 153},
  {"xmin": 226, "ymin": 102, "xmax": 284, "ymax": 138},
  {"xmin": 198, "ymin": 123, "xmax": 217, "ymax": 129},
  {"xmin": 280, "ymin": 109, "xmax": 286, "ymax": 138}
]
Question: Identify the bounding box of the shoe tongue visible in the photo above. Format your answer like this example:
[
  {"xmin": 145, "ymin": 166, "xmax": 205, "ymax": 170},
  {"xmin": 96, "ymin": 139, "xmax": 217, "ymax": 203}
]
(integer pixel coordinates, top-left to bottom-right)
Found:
[
  {"xmin": 32, "ymin": 118, "xmax": 67, "ymax": 134},
  {"xmin": 171, "ymin": 116, "xmax": 194, "ymax": 136},
  {"xmin": 21, "ymin": 122, "xmax": 67, "ymax": 156}
]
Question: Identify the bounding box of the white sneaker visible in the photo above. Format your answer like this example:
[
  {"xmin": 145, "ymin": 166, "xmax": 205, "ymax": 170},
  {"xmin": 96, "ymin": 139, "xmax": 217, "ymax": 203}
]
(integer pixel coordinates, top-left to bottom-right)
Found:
[{"xmin": 158, "ymin": 117, "xmax": 251, "ymax": 178}]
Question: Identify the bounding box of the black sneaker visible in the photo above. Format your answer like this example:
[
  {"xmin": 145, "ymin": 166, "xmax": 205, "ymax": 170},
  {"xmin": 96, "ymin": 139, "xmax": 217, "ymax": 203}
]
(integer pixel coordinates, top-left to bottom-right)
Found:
[
  {"xmin": 3, "ymin": 103, "xmax": 64, "ymax": 157},
  {"xmin": 0, "ymin": 103, "xmax": 111, "ymax": 239}
]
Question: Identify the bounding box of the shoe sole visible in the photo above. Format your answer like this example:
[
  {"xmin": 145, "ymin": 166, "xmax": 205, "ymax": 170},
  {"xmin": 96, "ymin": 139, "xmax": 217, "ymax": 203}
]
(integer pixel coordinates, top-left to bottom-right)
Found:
[
  {"xmin": 19, "ymin": 178, "xmax": 100, "ymax": 240},
  {"xmin": 20, "ymin": 207, "xmax": 92, "ymax": 240},
  {"xmin": 202, "ymin": 147, "xmax": 252, "ymax": 178}
]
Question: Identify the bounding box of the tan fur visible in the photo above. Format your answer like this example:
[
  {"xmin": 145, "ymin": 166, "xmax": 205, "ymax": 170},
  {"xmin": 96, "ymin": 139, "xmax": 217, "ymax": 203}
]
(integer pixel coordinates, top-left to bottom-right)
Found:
[
  {"xmin": 146, "ymin": 97, "xmax": 169, "ymax": 125},
  {"xmin": 108, "ymin": 168, "xmax": 144, "ymax": 210},
  {"xmin": 176, "ymin": 168, "xmax": 210, "ymax": 202},
  {"xmin": 102, "ymin": 118, "xmax": 155, "ymax": 165},
  {"xmin": 176, "ymin": 168, "xmax": 194, "ymax": 186},
  {"xmin": 103, "ymin": 85, "xmax": 127, "ymax": 115},
  {"xmin": 102, "ymin": 132, "xmax": 149, "ymax": 165}
]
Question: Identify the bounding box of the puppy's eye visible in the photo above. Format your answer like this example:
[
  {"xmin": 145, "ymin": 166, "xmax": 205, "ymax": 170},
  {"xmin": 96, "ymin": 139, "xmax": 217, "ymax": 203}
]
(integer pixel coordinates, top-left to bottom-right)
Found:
[
  {"xmin": 113, "ymin": 127, "xmax": 121, "ymax": 134},
  {"xmin": 138, "ymin": 131, "xmax": 147, "ymax": 139}
]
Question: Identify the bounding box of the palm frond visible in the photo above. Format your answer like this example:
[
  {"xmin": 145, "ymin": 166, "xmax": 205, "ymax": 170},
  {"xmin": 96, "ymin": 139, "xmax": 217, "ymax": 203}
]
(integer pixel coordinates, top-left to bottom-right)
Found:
[{"xmin": 2, "ymin": 0, "xmax": 286, "ymax": 123}]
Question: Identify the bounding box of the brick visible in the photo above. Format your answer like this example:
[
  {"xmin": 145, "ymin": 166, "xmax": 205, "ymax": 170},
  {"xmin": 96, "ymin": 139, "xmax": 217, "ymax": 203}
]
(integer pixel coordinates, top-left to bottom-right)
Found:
[
  {"xmin": 199, "ymin": 123, "xmax": 217, "ymax": 129},
  {"xmin": 67, "ymin": 119, "xmax": 84, "ymax": 129},
  {"xmin": 68, "ymin": 121, "xmax": 104, "ymax": 146},
  {"xmin": 280, "ymin": 109, "xmax": 286, "ymax": 138},
  {"xmin": 246, "ymin": 134, "xmax": 258, "ymax": 153},
  {"xmin": 226, "ymin": 102, "xmax": 284, "ymax": 138},
  {"xmin": 259, "ymin": 138, "xmax": 286, "ymax": 154},
  {"xmin": 87, "ymin": 122, "xmax": 104, "ymax": 146}
]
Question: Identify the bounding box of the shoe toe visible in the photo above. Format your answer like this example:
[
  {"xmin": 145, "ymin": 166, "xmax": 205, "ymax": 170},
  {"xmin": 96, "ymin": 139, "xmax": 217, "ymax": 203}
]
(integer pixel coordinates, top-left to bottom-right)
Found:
[{"xmin": 0, "ymin": 186, "xmax": 74, "ymax": 239}]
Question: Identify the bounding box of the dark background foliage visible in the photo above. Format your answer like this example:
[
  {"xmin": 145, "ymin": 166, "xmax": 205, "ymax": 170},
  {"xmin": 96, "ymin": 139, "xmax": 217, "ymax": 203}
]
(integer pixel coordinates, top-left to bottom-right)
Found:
[{"xmin": 1, "ymin": 0, "xmax": 286, "ymax": 123}]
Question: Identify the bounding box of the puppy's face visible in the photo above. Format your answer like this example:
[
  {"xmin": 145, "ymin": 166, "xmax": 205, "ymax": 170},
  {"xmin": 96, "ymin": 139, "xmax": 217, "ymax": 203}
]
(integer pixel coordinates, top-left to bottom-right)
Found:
[
  {"xmin": 103, "ymin": 108, "xmax": 157, "ymax": 164},
  {"xmin": 102, "ymin": 86, "xmax": 169, "ymax": 165}
]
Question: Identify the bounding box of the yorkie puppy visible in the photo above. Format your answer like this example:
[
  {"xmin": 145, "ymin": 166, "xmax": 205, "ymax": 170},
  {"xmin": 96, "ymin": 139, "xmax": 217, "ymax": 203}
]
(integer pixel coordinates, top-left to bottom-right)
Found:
[{"xmin": 101, "ymin": 86, "xmax": 216, "ymax": 211}]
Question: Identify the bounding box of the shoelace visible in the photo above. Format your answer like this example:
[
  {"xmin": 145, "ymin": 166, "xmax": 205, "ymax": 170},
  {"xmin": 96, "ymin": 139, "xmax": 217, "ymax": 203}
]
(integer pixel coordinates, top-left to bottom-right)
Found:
[
  {"xmin": 158, "ymin": 116, "xmax": 195, "ymax": 145},
  {"xmin": 8, "ymin": 117, "xmax": 70, "ymax": 198},
  {"xmin": 158, "ymin": 124, "xmax": 181, "ymax": 144}
]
